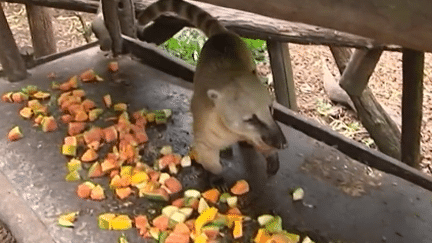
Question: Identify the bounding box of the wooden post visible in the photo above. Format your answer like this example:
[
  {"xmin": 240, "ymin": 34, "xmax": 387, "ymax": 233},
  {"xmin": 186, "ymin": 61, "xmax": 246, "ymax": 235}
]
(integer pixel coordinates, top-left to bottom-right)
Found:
[
  {"xmin": 0, "ymin": 4, "xmax": 27, "ymax": 81},
  {"xmin": 267, "ymin": 40, "xmax": 297, "ymax": 110},
  {"xmin": 101, "ymin": 0, "xmax": 122, "ymax": 55},
  {"xmin": 401, "ymin": 49, "xmax": 424, "ymax": 168},
  {"xmin": 330, "ymin": 46, "xmax": 401, "ymax": 160},
  {"xmin": 117, "ymin": 0, "xmax": 136, "ymax": 38},
  {"xmin": 25, "ymin": 4, "xmax": 56, "ymax": 58}
]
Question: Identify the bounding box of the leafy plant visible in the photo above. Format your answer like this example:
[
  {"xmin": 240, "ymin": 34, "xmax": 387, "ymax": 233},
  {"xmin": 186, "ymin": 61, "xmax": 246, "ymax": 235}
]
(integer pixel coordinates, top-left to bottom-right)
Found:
[{"xmin": 160, "ymin": 27, "xmax": 268, "ymax": 65}]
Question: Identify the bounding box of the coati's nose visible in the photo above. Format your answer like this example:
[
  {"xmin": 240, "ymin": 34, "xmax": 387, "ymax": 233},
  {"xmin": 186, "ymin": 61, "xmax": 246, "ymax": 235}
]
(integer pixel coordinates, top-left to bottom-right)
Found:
[{"xmin": 261, "ymin": 123, "xmax": 287, "ymax": 149}]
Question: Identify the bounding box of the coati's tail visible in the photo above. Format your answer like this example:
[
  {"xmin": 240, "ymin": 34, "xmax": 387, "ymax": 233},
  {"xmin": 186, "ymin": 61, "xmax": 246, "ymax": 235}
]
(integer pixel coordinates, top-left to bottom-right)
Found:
[{"xmin": 137, "ymin": 0, "xmax": 227, "ymax": 37}]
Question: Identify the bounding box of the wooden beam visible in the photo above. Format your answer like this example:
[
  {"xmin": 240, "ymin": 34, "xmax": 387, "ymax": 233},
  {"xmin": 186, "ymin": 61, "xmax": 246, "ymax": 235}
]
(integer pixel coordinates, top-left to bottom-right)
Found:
[
  {"xmin": 122, "ymin": 35, "xmax": 195, "ymax": 82},
  {"xmin": 0, "ymin": 4, "xmax": 28, "ymax": 81},
  {"xmin": 273, "ymin": 103, "xmax": 432, "ymax": 192},
  {"xmin": 137, "ymin": 16, "xmax": 189, "ymax": 45},
  {"xmin": 267, "ymin": 41, "xmax": 297, "ymax": 110},
  {"xmin": 6, "ymin": 0, "xmax": 400, "ymax": 50},
  {"xmin": 25, "ymin": 5, "xmax": 56, "ymax": 58},
  {"xmin": 402, "ymin": 49, "xmax": 424, "ymax": 168},
  {"xmin": 194, "ymin": 0, "xmax": 432, "ymax": 52}
]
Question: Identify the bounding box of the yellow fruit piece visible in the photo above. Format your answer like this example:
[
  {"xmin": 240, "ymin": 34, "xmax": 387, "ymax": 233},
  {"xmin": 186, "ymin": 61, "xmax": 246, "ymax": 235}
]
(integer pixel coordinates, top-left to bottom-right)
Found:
[
  {"xmin": 195, "ymin": 207, "xmax": 218, "ymax": 235},
  {"xmin": 233, "ymin": 220, "xmax": 243, "ymax": 239},
  {"xmin": 254, "ymin": 228, "xmax": 272, "ymax": 243},
  {"xmin": 131, "ymin": 171, "xmax": 149, "ymax": 185},
  {"xmin": 194, "ymin": 233, "xmax": 208, "ymax": 243},
  {"xmin": 67, "ymin": 158, "xmax": 82, "ymax": 172},
  {"xmin": 98, "ymin": 213, "xmax": 116, "ymax": 230},
  {"xmin": 111, "ymin": 215, "xmax": 132, "ymax": 230}
]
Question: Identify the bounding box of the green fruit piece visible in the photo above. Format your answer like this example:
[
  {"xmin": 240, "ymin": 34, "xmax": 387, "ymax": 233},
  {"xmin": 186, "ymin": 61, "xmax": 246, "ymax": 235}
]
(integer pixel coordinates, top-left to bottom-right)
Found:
[
  {"xmin": 159, "ymin": 230, "xmax": 169, "ymax": 243},
  {"xmin": 265, "ymin": 215, "xmax": 283, "ymax": 234},
  {"xmin": 144, "ymin": 189, "xmax": 169, "ymax": 202},
  {"xmin": 118, "ymin": 233, "xmax": 129, "ymax": 243},
  {"xmin": 65, "ymin": 170, "xmax": 80, "ymax": 182},
  {"xmin": 219, "ymin": 192, "xmax": 231, "ymax": 203},
  {"xmin": 257, "ymin": 214, "xmax": 274, "ymax": 226},
  {"xmin": 292, "ymin": 187, "xmax": 304, "ymax": 201}
]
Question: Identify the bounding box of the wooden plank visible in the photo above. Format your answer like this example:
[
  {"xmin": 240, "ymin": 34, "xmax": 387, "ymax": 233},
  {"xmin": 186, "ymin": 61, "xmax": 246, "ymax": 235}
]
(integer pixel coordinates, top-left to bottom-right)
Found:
[
  {"xmin": 402, "ymin": 49, "xmax": 424, "ymax": 168},
  {"xmin": 194, "ymin": 0, "xmax": 432, "ymax": 52},
  {"xmin": 7, "ymin": 0, "xmax": 400, "ymax": 50},
  {"xmin": 267, "ymin": 40, "xmax": 297, "ymax": 110},
  {"xmin": 0, "ymin": 4, "xmax": 28, "ymax": 81},
  {"xmin": 273, "ymin": 102, "xmax": 432, "ymax": 192}
]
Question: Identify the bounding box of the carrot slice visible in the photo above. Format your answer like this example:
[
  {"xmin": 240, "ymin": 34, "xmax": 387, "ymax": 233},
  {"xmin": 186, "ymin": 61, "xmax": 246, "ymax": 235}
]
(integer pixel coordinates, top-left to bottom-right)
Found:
[{"xmin": 230, "ymin": 180, "xmax": 250, "ymax": 195}]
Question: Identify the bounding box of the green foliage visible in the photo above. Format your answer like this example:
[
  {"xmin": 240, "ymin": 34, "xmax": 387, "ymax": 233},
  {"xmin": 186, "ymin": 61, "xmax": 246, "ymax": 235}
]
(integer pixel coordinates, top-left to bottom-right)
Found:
[
  {"xmin": 160, "ymin": 28, "xmax": 207, "ymax": 65},
  {"xmin": 160, "ymin": 27, "xmax": 268, "ymax": 66}
]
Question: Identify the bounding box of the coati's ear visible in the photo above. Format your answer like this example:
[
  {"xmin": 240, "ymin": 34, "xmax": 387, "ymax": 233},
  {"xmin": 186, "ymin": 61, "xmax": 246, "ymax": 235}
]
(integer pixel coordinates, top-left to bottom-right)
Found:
[{"xmin": 207, "ymin": 89, "xmax": 221, "ymax": 101}]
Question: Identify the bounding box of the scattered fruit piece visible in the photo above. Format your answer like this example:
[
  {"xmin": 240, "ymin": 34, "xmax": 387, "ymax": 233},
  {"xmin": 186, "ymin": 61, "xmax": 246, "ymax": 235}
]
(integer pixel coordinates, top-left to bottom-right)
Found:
[
  {"xmin": 90, "ymin": 184, "xmax": 105, "ymax": 200},
  {"xmin": 8, "ymin": 126, "xmax": 23, "ymax": 141},
  {"xmin": 164, "ymin": 177, "xmax": 182, "ymax": 194},
  {"xmin": 116, "ymin": 187, "xmax": 132, "ymax": 200},
  {"xmin": 118, "ymin": 233, "xmax": 129, "ymax": 243},
  {"xmin": 98, "ymin": 213, "xmax": 116, "ymax": 230},
  {"xmin": 81, "ymin": 148, "xmax": 98, "ymax": 162},
  {"xmin": 58, "ymin": 211, "xmax": 78, "ymax": 228},
  {"xmin": 108, "ymin": 61, "xmax": 119, "ymax": 72},
  {"xmin": 68, "ymin": 122, "xmax": 86, "ymax": 136},
  {"xmin": 114, "ymin": 103, "xmax": 127, "ymax": 112},
  {"xmin": 88, "ymin": 162, "xmax": 104, "ymax": 178},
  {"xmin": 33, "ymin": 91, "xmax": 50, "ymax": 100},
  {"xmin": 103, "ymin": 94, "xmax": 112, "ymax": 108},
  {"xmin": 292, "ymin": 187, "xmax": 304, "ymax": 201},
  {"xmin": 202, "ymin": 188, "xmax": 220, "ymax": 204},
  {"xmin": 230, "ymin": 180, "xmax": 250, "ymax": 195},
  {"xmin": 65, "ymin": 170, "xmax": 80, "ymax": 182},
  {"xmin": 67, "ymin": 158, "xmax": 82, "ymax": 172},
  {"xmin": 19, "ymin": 107, "xmax": 33, "ymax": 119},
  {"xmin": 76, "ymin": 182, "xmax": 95, "ymax": 199},
  {"xmin": 41, "ymin": 116, "xmax": 58, "ymax": 132},
  {"xmin": 80, "ymin": 69, "xmax": 97, "ymax": 82}
]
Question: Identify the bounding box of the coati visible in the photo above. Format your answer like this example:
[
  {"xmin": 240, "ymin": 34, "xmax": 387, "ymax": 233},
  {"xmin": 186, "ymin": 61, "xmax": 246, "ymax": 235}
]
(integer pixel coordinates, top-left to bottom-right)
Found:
[{"xmin": 137, "ymin": 0, "xmax": 288, "ymax": 176}]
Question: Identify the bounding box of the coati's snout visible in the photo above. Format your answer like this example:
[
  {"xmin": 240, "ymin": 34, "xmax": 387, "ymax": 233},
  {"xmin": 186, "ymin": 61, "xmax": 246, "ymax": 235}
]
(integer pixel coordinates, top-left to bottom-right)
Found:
[{"xmin": 261, "ymin": 122, "xmax": 287, "ymax": 150}]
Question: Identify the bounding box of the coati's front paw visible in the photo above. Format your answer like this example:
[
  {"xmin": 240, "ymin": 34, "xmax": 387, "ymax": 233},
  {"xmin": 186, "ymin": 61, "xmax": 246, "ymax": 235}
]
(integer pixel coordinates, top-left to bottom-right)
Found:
[{"xmin": 265, "ymin": 152, "xmax": 280, "ymax": 176}]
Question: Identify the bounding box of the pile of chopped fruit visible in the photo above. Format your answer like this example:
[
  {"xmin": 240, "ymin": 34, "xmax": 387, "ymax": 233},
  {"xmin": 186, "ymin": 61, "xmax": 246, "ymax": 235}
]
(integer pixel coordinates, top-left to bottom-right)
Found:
[{"xmin": 2, "ymin": 62, "xmax": 313, "ymax": 243}]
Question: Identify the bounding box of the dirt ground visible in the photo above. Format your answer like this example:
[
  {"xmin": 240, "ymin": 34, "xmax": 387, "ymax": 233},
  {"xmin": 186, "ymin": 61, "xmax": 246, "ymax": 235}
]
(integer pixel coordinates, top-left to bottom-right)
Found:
[{"xmin": 2, "ymin": 3, "xmax": 432, "ymax": 174}]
